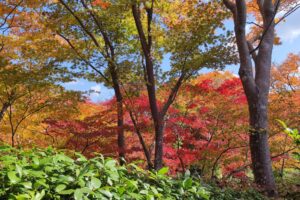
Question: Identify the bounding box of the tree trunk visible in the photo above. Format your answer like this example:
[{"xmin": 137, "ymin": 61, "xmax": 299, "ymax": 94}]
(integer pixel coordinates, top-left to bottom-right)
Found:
[
  {"xmin": 0, "ymin": 102, "xmax": 10, "ymax": 122},
  {"xmin": 116, "ymin": 96, "xmax": 125, "ymax": 165},
  {"xmin": 11, "ymin": 132, "xmax": 15, "ymax": 147},
  {"xmin": 111, "ymin": 72, "xmax": 126, "ymax": 165},
  {"xmin": 132, "ymin": 4, "xmax": 164, "ymax": 170},
  {"xmin": 223, "ymin": 0, "xmax": 277, "ymax": 196},
  {"xmin": 128, "ymin": 110, "xmax": 153, "ymax": 169},
  {"xmin": 248, "ymin": 98, "xmax": 276, "ymax": 196},
  {"xmin": 154, "ymin": 121, "xmax": 164, "ymax": 170}
]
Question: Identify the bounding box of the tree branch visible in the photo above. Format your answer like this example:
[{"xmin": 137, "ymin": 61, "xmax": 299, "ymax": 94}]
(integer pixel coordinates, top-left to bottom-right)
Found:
[
  {"xmin": 0, "ymin": 0, "xmax": 23, "ymax": 28},
  {"xmin": 59, "ymin": 0, "xmax": 101, "ymax": 48},
  {"xmin": 56, "ymin": 33, "xmax": 109, "ymax": 83},
  {"xmin": 160, "ymin": 72, "xmax": 187, "ymax": 118}
]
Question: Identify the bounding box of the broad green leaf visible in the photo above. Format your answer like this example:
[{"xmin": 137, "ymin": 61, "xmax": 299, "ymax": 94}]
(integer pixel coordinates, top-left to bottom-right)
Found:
[
  {"xmin": 59, "ymin": 189, "xmax": 75, "ymax": 195},
  {"xmin": 183, "ymin": 178, "xmax": 193, "ymax": 189},
  {"xmin": 8, "ymin": 171, "xmax": 20, "ymax": 184},
  {"xmin": 90, "ymin": 177, "xmax": 101, "ymax": 189},
  {"xmin": 20, "ymin": 181, "xmax": 32, "ymax": 189},
  {"xmin": 100, "ymin": 190, "xmax": 113, "ymax": 198},
  {"xmin": 16, "ymin": 164, "xmax": 22, "ymax": 177},
  {"xmin": 33, "ymin": 190, "xmax": 45, "ymax": 200},
  {"xmin": 55, "ymin": 184, "xmax": 67, "ymax": 193},
  {"xmin": 15, "ymin": 194, "xmax": 31, "ymax": 200},
  {"xmin": 105, "ymin": 159, "xmax": 117, "ymax": 169},
  {"xmin": 74, "ymin": 189, "xmax": 83, "ymax": 200},
  {"xmin": 158, "ymin": 167, "xmax": 169, "ymax": 175}
]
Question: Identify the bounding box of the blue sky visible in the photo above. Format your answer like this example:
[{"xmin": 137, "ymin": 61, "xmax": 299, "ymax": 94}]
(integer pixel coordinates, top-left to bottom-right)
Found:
[{"xmin": 63, "ymin": 9, "xmax": 300, "ymax": 103}]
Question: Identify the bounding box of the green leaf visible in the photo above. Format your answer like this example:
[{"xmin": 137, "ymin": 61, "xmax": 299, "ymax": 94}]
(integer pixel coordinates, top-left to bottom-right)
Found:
[
  {"xmin": 183, "ymin": 178, "xmax": 193, "ymax": 189},
  {"xmin": 90, "ymin": 177, "xmax": 101, "ymax": 189},
  {"xmin": 107, "ymin": 177, "xmax": 113, "ymax": 186},
  {"xmin": 32, "ymin": 157, "xmax": 40, "ymax": 166},
  {"xmin": 8, "ymin": 171, "xmax": 21, "ymax": 184},
  {"xmin": 105, "ymin": 159, "xmax": 117, "ymax": 169},
  {"xmin": 59, "ymin": 189, "xmax": 75, "ymax": 195},
  {"xmin": 276, "ymin": 119, "xmax": 287, "ymax": 128},
  {"xmin": 20, "ymin": 181, "xmax": 32, "ymax": 189},
  {"xmin": 15, "ymin": 194, "xmax": 31, "ymax": 200},
  {"xmin": 100, "ymin": 190, "xmax": 113, "ymax": 198},
  {"xmin": 55, "ymin": 184, "xmax": 67, "ymax": 193},
  {"xmin": 58, "ymin": 175, "xmax": 75, "ymax": 182},
  {"xmin": 33, "ymin": 190, "xmax": 45, "ymax": 200},
  {"xmin": 74, "ymin": 189, "xmax": 83, "ymax": 200},
  {"xmin": 158, "ymin": 167, "xmax": 169, "ymax": 175},
  {"xmin": 16, "ymin": 164, "xmax": 22, "ymax": 177}
]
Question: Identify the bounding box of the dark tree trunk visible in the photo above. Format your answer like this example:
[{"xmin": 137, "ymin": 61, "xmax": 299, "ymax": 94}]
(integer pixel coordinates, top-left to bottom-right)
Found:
[
  {"xmin": 131, "ymin": 4, "xmax": 163, "ymax": 170},
  {"xmin": 0, "ymin": 102, "xmax": 10, "ymax": 122},
  {"xmin": 11, "ymin": 132, "xmax": 15, "ymax": 147},
  {"xmin": 128, "ymin": 110, "xmax": 153, "ymax": 169},
  {"xmin": 223, "ymin": 0, "xmax": 277, "ymax": 196},
  {"xmin": 132, "ymin": 3, "xmax": 187, "ymax": 170},
  {"xmin": 59, "ymin": 0, "xmax": 127, "ymax": 164},
  {"xmin": 111, "ymin": 68, "xmax": 126, "ymax": 165},
  {"xmin": 248, "ymin": 97, "xmax": 276, "ymax": 196},
  {"xmin": 154, "ymin": 121, "xmax": 164, "ymax": 169}
]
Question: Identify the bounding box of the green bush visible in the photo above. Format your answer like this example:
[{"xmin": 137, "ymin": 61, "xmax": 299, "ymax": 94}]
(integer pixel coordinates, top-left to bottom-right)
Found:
[
  {"xmin": 209, "ymin": 187, "xmax": 266, "ymax": 200},
  {"xmin": 0, "ymin": 145, "xmax": 210, "ymax": 200}
]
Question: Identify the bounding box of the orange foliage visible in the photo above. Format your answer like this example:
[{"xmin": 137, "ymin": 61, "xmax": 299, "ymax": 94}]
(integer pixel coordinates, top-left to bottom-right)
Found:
[{"xmin": 92, "ymin": 0, "xmax": 111, "ymax": 9}]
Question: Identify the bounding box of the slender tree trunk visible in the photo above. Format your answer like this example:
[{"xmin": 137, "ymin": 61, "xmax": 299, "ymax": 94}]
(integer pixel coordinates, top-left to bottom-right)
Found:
[
  {"xmin": 0, "ymin": 102, "xmax": 10, "ymax": 122},
  {"xmin": 110, "ymin": 67, "xmax": 126, "ymax": 165},
  {"xmin": 154, "ymin": 121, "xmax": 164, "ymax": 169},
  {"xmin": 128, "ymin": 110, "xmax": 153, "ymax": 169},
  {"xmin": 116, "ymin": 94, "xmax": 125, "ymax": 164},
  {"xmin": 11, "ymin": 132, "xmax": 15, "ymax": 147},
  {"xmin": 132, "ymin": 4, "xmax": 164, "ymax": 170}
]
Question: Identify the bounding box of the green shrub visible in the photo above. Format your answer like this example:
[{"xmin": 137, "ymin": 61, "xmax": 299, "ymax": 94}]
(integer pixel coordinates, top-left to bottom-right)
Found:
[
  {"xmin": 208, "ymin": 187, "xmax": 266, "ymax": 200},
  {"xmin": 0, "ymin": 145, "xmax": 210, "ymax": 200}
]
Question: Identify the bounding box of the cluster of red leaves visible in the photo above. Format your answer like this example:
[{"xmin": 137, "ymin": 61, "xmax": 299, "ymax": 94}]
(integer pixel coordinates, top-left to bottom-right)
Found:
[
  {"xmin": 91, "ymin": 0, "xmax": 111, "ymax": 9},
  {"xmin": 44, "ymin": 71, "xmax": 299, "ymax": 179}
]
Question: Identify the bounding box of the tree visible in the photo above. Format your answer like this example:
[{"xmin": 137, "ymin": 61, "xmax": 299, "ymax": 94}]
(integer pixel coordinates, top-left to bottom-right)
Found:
[
  {"xmin": 269, "ymin": 54, "xmax": 300, "ymax": 177},
  {"xmin": 131, "ymin": 0, "xmax": 236, "ymax": 170},
  {"xmin": 222, "ymin": 0, "xmax": 300, "ymax": 196},
  {"xmin": 0, "ymin": 63, "xmax": 80, "ymax": 147},
  {"xmin": 0, "ymin": 0, "xmax": 23, "ymax": 52},
  {"xmin": 44, "ymin": 101, "xmax": 117, "ymax": 157},
  {"xmin": 44, "ymin": 0, "xmax": 140, "ymax": 164}
]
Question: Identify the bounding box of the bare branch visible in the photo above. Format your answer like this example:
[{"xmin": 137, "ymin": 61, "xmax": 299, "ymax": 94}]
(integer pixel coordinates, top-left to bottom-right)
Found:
[
  {"xmin": 79, "ymin": 0, "xmax": 114, "ymax": 58},
  {"xmin": 59, "ymin": 0, "xmax": 101, "ymax": 48},
  {"xmin": 0, "ymin": 0, "xmax": 23, "ymax": 28},
  {"xmin": 247, "ymin": 21, "xmax": 263, "ymax": 29},
  {"xmin": 56, "ymin": 33, "xmax": 109, "ymax": 83},
  {"xmin": 276, "ymin": 2, "xmax": 300, "ymax": 25},
  {"xmin": 250, "ymin": 0, "xmax": 280, "ymax": 54},
  {"xmin": 160, "ymin": 72, "xmax": 187, "ymax": 118},
  {"xmin": 225, "ymin": 146, "xmax": 297, "ymax": 179}
]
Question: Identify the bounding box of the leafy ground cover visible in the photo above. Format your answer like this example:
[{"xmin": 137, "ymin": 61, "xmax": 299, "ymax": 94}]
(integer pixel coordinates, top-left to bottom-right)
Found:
[{"xmin": 0, "ymin": 145, "xmax": 266, "ymax": 200}]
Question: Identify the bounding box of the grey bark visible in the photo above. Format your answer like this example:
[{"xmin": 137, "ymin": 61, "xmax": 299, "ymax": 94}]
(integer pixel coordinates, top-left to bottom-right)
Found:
[{"xmin": 223, "ymin": 0, "xmax": 277, "ymax": 196}]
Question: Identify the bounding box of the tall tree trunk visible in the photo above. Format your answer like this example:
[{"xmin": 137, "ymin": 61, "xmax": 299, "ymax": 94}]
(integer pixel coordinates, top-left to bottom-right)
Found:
[
  {"xmin": 223, "ymin": 0, "xmax": 277, "ymax": 196},
  {"xmin": 154, "ymin": 121, "xmax": 164, "ymax": 169},
  {"xmin": 131, "ymin": 4, "xmax": 163, "ymax": 170},
  {"xmin": 128, "ymin": 110, "xmax": 153, "ymax": 169},
  {"xmin": 111, "ymin": 69, "xmax": 126, "ymax": 165},
  {"xmin": 248, "ymin": 100, "xmax": 276, "ymax": 196}
]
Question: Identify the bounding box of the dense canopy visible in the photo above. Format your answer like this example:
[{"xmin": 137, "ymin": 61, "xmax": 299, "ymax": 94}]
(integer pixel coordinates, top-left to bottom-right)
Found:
[{"xmin": 0, "ymin": 0, "xmax": 299, "ymax": 199}]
